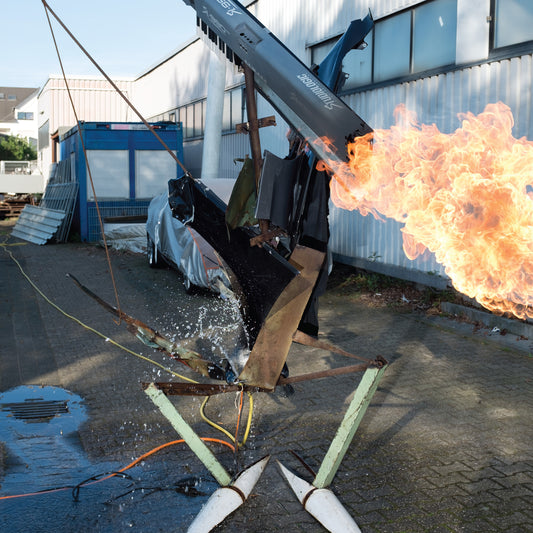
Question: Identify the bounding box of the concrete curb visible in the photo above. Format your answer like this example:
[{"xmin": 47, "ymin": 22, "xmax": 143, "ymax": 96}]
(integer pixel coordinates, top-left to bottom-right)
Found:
[{"xmin": 441, "ymin": 301, "xmax": 533, "ymax": 340}]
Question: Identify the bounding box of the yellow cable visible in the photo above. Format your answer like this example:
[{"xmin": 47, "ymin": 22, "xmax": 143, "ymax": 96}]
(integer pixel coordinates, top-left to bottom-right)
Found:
[
  {"xmin": 2, "ymin": 239, "xmax": 256, "ymax": 442},
  {"xmin": 1, "ymin": 240, "xmax": 198, "ymax": 384},
  {"xmin": 200, "ymin": 391, "xmax": 254, "ymax": 447},
  {"xmin": 200, "ymin": 396, "xmax": 235, "ymax": 442},
  {"xmin": 241, "ymin": 392, "xmax": 254, "ymax": 446}
]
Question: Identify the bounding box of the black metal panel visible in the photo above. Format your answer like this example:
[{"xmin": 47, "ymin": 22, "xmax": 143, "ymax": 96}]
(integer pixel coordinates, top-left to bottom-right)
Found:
[{"xmin": 169, "ymin": 176, "xmax": 298, "ymax": 344}]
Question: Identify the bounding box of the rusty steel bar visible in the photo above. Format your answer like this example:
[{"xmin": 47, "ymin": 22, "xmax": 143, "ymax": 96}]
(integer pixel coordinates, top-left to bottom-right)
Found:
[
  {"xmin": 67, "ymin": 273, "xmax": 223, "ymax": 379},
  {"xmin": 140, "ymin": 357, "xmax": 386, "ymax": 396},
  {"xmin": 236, "ymin": 115, "xmax": 276, "ymax": 134},
  {"xmin": 141, "ymin": 381, "xmax": 267, "ymax": 396},
  {"xmin": 243, "ymin": 64, "xmax": 263, "ymax": 190},
  {"xmin": 292, "ymin": 330, "xmax": 374, "ymax": 363},
  {"xmin": 277, "ymin": 363, "xmax": 372, "ymax": 385}
]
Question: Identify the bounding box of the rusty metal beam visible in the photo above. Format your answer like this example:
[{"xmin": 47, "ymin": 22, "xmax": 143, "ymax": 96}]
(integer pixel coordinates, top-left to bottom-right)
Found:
[
  {"xmin": 141, "ymin": 357, "xmax": 386, "ymax": 396},
  {"xmin": 141, "ymin": 381, "xmax": 264, "ymax": 396},
  {"xmin": 277, "ymin": 362, "xmax": 375, "ymax": 385},
  {"xmin": 243, "ymin": 64, "xmax": 263, "ymax": 191},
  {"xmin": 292, "ymin": 330, "xmax": 376, "ymax": 363},
  {"xmin": 67, "ymin": 273, "xmax": 224, "ymax": 379}
]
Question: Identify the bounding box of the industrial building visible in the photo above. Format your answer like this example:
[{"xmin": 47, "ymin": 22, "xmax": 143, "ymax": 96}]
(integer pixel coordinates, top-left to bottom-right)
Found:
[{"xmin": 37, "ymin": 0, "xmax": 533, "ymax": 287}]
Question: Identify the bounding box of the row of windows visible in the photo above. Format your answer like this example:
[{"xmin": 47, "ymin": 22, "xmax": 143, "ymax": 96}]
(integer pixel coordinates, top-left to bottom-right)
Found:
[
  {"xmin": 0, "ymin": 93, "xmax": 17, "ymax": 100},
  {"xmin": 152, "ymin": 86, "xmax": 244, "ymax": 140},
  {"xmin": 152, "ymin": 0, "xmax": 533, "ymax": 140},
  {"xmin": 311, "ymin": 0, "xmax": 533, "ymax": 91}
]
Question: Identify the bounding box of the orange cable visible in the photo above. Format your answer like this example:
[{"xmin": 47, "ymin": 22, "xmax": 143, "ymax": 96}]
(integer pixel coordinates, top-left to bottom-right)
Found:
[{"xmin": 0, "ymin": 437, "xmax": 234, "ymax": 501}]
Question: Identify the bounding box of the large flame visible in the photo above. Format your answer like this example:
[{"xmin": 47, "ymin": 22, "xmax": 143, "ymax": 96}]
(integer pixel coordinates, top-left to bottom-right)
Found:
[{"xmin": 318, "ymin": 102, "xmax": 533, "ymax": 320}]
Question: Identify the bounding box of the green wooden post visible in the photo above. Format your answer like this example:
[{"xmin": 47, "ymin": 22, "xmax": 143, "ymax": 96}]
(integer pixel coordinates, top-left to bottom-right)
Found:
[
  {"xmin": 144, "ymin": 383, "xmax": 232, "ymax": 487},
  {"xmin": 313, "ymin": 365, "xmax": 387, "ymax": 489}
]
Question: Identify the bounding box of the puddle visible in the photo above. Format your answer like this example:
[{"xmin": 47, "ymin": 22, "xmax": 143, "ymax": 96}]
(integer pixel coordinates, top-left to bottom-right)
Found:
[
  {"xmin": 0, "ymin": 385, "xmax": 90, "ymax": 493},
  {"xmin": 0, "ymin": 385, "xmax": 219, "ymax": 531}
]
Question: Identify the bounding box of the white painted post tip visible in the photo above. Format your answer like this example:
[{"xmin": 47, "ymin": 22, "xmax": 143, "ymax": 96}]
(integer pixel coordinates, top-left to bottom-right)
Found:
[
  {"xmin": 187, "ymin": 456, "xmax": 270, "ymax": 533},
  {"xmin": 277, "ymin": 460, "xmax": 362, "ymax": 533}
]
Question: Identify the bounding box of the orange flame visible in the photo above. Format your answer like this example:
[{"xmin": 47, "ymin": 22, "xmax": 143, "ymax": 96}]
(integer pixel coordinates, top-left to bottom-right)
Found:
[{"xmin": 318, "ymin": 102, "xmax": 533, "ymax": 320}]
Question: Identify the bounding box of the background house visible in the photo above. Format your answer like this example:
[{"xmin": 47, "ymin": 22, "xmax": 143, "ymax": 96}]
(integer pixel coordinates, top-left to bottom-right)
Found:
[{"xmin": 0, "ymin": 87, "xmax": 39, "ymax": 146}]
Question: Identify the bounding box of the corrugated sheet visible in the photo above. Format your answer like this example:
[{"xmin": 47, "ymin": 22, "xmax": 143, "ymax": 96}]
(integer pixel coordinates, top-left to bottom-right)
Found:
[
  {"xmin": 38, "ymin": 76, "xmax": 134, "ymax": 172},
  {"xmin": 42, "ymin": 76, "xmax": 134, "ymax": 135},
  {"xmin": 11, "ymin": 205, "xmax": 66, "ymax": 245}
]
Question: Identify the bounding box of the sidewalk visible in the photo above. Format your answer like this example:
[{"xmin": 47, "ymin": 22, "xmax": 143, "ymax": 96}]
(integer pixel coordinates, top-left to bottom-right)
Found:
[{"xmin": 1, "ymin": 220, "xmax": 532, "ymax": 532}]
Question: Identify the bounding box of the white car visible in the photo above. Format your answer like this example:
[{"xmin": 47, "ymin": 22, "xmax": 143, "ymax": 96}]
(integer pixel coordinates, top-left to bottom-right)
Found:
[{"xmin": 146, "ymin": 192, "xmax": 230, "ymax": 294}]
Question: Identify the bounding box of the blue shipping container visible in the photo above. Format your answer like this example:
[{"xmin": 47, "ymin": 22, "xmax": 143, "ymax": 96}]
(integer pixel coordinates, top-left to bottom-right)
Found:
[{"xmin": 60, "ymin": 121, "xmax": 183, "ymax": 242}]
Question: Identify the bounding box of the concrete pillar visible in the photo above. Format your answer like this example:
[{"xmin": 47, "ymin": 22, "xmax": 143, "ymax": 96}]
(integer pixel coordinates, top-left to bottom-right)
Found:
[{"xmin": 201, "ymin": 51, "xmax": 226, "ymax": 181}]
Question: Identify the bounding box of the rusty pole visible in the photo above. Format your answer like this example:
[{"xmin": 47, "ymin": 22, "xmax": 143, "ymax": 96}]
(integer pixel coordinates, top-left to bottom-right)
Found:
[
  {"xmin": 243, "ymin": 64, "xmax": 262, "ymax": 189},
  {"xmin": 243, "ymin": 64, "xmax": 270, "ymax": 236}
]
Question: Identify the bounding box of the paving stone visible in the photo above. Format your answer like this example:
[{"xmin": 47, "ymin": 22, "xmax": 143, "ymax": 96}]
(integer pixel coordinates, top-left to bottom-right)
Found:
[{"xmin": 1, "ymin": 229, "xmax": 532, "ymax": 532}]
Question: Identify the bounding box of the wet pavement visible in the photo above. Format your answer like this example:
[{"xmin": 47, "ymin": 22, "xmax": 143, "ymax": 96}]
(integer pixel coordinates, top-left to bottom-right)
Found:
[{"xmin": 1, "ymin": 218, "xmax": 532, "ymax": 532}]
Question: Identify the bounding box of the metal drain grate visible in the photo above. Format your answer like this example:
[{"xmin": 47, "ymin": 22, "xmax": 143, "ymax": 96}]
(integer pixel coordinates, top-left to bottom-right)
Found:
[{"xmin": 1, "ymin": 399, "xmax": 69, "ymax": 421}]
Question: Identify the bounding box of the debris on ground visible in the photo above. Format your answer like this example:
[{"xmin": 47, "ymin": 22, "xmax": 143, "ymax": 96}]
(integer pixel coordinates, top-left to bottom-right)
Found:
[{"xmin": 0, "ymin": 194, "xmax": 36, "ymax": 220}]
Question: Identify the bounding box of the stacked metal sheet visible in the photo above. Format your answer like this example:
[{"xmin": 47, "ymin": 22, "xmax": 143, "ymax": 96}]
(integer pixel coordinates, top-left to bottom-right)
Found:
[{"xmin": 12, "ymin": 161, "xmax": 79, "ymax": 245}]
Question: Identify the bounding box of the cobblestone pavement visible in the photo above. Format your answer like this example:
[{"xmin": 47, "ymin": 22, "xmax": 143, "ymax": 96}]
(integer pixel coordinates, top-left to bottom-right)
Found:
[{"xmin": 1, "ymin": 220, "xmax": 532, "ymax": 532}]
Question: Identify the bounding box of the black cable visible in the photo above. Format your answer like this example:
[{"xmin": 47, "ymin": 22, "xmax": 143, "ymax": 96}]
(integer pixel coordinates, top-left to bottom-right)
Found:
[{"xmin": 72, "ymin": 471, "xmax": 133, "ymax": 502}]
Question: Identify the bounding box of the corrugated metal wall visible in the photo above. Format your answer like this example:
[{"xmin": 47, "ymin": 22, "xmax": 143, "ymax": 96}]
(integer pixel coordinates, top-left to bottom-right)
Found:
[
  {"xmin": 183, "ymin": 133, "xmax": 250, "ymax": 179},
  {"xmin": 38, "ymin": 76, "xmax": 134, "ymax": 174},
  {"xmin": 331, "ymin": 53, "xmax": 533, "ymax": 284},
  {"xmin": 41, "ymin": 76, "xmax": 133, "ymax": 134},
  {"xmin": 133, "ymin": 0, "xmax": 532, "ymax": 288}
]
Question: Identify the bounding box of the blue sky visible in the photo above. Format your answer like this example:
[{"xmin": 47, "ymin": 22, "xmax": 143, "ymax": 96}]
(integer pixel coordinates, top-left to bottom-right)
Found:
[{"xmin": 1, "ymin": 0, "xmax": 197, "ymax": 89}]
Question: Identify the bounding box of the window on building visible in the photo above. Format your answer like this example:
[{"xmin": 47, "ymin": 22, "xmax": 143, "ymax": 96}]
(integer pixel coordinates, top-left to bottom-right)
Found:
[
  {"xmin": 0, "ymin": 93, "xmax": 5, "ymax": 100},
  {"xmin": 172, "ymin": 86, "xmax": 244, "ymax": 139},
  {"xmin": 194, "ymin": 101, "xmax": 203, "ymax": 137},
  {"xmin": 86, "ymin": 150, "xmax": 129, "ymax": 200},
  {"xmin": 221, "ymin": 87, "xmax": 244, "ymax": 132},
  {"xmin": 310, "ymin": 0, "xmax": 457, "ymax": 90},
  {"xmin": 184, "ymin": 104, "xmax": 194, "ymax": 138},
  {"xmin": 493, "ymin": 0, "xmax": 533, "ymax": 49},
  {"xmin": 17, "ymin": 112, "xmax": 34, "ymax": 120},
  {"xmin": 202, "ymin": 100, "xmax": 207, "ymax": 133},
  {"xmin": 222, "ymin": 91, "xmax": 232, "ymax": 131},
  {"xmin": 412, "ymin": 0, "xmax": 456, "ymax": 73},
  {"xmin": 231, "ymin": 87, "xmax": 243, "ymax": 128},
  {"xmin": 374, "ymin": 11, "xmax": 411, "ymax": 82},
  {"xmin": 8, "ymin": 95, "xmax": 16, "ymax": 101},
  {"xmin": 38, "ymin": 120, "xmax": 49, "ymax": 149}
]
